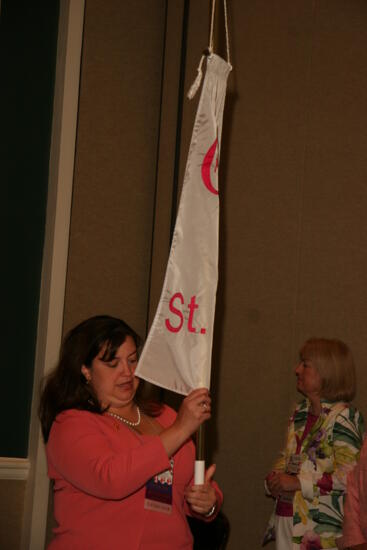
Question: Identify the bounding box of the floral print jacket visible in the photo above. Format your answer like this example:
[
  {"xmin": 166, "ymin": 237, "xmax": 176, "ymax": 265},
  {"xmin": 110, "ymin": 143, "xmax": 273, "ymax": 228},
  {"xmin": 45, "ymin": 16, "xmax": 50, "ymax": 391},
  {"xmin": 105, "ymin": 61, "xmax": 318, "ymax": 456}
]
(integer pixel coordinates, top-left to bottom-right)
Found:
[{"xmin": 264, "ymin": 399, "xmax": 364, "ymax": 549}]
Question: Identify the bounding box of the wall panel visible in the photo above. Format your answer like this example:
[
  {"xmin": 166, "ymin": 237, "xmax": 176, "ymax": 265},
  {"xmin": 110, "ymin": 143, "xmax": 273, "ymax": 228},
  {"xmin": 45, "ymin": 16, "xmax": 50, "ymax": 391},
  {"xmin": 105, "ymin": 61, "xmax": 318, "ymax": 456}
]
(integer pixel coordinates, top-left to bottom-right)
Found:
[
  {"xmin": 0, "ymin": 480, "xmax": 26, "ymax": 550},
  {"xmin": 154, "ymin": 1, "xmax": 367, "ymax": 547},
  {"xmin": 63, "ymin": 0, "xmax": 167, "ymax": 338}
]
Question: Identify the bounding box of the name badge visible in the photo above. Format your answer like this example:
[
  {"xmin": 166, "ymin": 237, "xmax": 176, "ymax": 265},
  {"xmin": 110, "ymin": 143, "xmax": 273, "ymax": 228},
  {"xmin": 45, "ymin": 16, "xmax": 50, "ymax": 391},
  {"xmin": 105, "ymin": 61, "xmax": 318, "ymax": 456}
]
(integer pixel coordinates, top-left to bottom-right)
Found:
[
  {"xmin": 287, "ymin": 454, "xmax": 302, "ymax": 475},
  {"xmin": 144, "ymin": 459, "xmax": 174, "ymax": 514}
]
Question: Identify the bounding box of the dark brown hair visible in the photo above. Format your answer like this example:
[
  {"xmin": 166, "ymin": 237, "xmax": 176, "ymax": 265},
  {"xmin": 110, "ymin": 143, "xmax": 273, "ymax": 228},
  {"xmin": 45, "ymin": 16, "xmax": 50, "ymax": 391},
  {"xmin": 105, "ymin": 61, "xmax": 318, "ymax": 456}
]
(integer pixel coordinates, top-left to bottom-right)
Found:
[{"xmin": 39, "ymin": 315, "xmax": 161, "ymax": 442}]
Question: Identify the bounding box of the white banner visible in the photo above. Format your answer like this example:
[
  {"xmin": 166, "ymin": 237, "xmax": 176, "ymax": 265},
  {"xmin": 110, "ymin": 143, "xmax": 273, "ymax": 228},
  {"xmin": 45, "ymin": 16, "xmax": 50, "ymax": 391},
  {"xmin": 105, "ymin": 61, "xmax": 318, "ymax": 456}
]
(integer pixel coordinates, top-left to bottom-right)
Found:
[{"xmin": 135, "ymin": 54, "xmax": 231, "ymax": 395}]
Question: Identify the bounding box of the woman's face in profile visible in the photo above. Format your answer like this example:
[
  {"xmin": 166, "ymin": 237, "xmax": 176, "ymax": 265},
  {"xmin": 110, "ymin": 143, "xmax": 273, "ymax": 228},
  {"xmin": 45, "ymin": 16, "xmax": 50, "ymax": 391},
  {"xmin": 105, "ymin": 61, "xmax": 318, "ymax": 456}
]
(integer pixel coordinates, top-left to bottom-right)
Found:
[
  {"xmin": 294, "ymin": 356, "xmax": 322, "ymax": 399},
  {"xmin": 82, "ymin": 336, "xmax": 140, "ymax": 409}
]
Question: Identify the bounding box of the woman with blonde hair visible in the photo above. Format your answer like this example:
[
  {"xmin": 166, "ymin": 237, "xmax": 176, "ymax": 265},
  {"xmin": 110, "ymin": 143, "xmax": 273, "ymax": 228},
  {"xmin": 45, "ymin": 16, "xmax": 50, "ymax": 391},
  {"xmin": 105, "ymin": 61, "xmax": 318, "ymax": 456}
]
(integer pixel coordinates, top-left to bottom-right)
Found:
[{"xmin": 264, "ymin": 338, "xmax": 364, "ymax": 550}]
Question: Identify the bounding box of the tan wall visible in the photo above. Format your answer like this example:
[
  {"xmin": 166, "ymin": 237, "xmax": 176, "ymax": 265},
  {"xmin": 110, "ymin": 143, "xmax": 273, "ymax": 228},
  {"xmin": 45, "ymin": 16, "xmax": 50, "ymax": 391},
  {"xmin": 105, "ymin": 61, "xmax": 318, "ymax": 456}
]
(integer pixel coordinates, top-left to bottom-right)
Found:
[
  {"xmin": 63, "ymin": 0, "xmax": 167, "ymax": 337},
  {"xmin": 42, "ymin": 1, "xmax": 367, "ymax": 549},
  {"xmin": 152, "ymin": 1, "xmax": 367, "ymax": 547},
  {"xmin": 0, "ymin": 481, "xmax": 26, "ymax": 550},
  {"xmin": 172, "ymin": 1, "xmax": 367, "ymax": 547}
]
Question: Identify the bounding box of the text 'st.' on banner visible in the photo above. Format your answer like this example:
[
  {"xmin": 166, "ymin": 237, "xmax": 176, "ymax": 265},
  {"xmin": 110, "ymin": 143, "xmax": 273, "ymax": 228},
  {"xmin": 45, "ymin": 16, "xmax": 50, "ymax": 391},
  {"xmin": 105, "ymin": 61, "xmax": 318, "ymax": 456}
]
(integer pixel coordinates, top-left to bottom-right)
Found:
[{"xmin": 135, "ymin": 54, "xmax": 232, "ymax": 396}]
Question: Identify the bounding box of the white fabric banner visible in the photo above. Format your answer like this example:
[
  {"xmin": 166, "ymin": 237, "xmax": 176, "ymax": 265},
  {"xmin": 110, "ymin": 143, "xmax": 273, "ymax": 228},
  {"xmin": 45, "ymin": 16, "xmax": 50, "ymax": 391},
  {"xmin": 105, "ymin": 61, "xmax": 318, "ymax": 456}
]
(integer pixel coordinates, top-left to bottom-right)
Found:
[{"xmin": 135, "ymin": 54, "xmax": 231, "ymax": 395}]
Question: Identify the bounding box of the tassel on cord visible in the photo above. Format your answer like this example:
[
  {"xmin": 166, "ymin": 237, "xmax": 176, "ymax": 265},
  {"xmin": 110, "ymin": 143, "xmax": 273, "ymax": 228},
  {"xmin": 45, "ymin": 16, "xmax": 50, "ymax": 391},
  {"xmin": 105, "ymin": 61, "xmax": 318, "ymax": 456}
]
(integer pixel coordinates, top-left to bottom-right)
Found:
[
  {"xmin": 187, "ymin": 53, "xmax": 207, "ymax": 100},
  {"xmin": 188, "ymin": 0, "xmax": 233, "ymax": 99}
]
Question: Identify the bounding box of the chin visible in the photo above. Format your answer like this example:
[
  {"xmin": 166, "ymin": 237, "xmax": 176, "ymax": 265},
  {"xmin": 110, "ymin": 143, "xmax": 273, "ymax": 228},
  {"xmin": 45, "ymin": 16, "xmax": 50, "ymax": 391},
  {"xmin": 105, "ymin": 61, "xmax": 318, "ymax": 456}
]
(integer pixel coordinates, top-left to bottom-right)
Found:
[{"xmin": 116, "ymin": 391, "xmax": 136, "ymax": 403}]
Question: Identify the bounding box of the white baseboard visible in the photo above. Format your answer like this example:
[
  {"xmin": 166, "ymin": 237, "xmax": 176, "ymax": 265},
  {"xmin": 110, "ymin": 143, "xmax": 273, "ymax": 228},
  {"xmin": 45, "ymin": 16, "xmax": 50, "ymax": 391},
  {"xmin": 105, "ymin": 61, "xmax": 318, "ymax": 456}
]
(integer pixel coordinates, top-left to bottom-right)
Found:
[{"xmin": 0, "ymin": 457, "xmax": 30, "ymax": 480}]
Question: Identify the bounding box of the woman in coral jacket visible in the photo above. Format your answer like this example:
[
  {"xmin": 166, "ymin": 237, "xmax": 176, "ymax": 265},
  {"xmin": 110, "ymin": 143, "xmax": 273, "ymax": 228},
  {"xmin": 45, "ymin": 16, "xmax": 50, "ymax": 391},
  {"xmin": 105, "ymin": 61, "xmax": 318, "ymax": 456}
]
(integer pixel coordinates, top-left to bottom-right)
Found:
[
  {"xmin": 39, "ymin": 315, "xmax": 222, "ymax": 550},
  {"xmin": 264, "ymin": 338, "xmax": 364, "ymax": 550},
  {"xmin": 337, "ymin": 436, "xmax": 367, "ymax": 550}
]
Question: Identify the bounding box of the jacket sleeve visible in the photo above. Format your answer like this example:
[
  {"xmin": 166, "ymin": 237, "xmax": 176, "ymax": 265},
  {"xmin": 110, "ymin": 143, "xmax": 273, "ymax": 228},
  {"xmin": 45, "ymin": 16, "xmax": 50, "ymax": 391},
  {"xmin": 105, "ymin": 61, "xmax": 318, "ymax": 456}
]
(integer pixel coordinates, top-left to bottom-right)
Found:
[
  {"xmin": 338, "ymin": 466, "xmax": 366, "ymax": 548},
  {"xmin": 47, "ymin": 411, "xmax": 171, "ymax": 500},
  {"xmin": 265, "ymin": 411, "xmax": 296, "ymax": 484},
  {"xmin": 263, "ymin": 410, "xmax": 296, "ymax": 496},
  {"xmin": 298, "ymin": 406, "xmax": 364, "ymax": 502},
  {"xmin": 271, "ymin": 450, "xmax": 287, "ymax": 473},
  {"xmin": 339, "ymin": 437, "xmax": 367, "ymax": 548},
  {"xmin": 264, "ymin": 451, "xmax": 286, "ymax": 497}
]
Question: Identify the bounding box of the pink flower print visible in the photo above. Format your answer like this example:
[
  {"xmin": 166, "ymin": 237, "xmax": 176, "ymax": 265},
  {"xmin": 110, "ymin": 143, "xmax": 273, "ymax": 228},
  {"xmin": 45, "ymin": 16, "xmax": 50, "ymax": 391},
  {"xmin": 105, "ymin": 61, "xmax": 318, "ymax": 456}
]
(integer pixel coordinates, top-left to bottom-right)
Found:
[
  {"xmin": 317, "ymin": 472, "xmax": 333, "ymax": 495},
  {"xmin": 300, "ymin": 531, "xmax": 322, "ymax": 550}
]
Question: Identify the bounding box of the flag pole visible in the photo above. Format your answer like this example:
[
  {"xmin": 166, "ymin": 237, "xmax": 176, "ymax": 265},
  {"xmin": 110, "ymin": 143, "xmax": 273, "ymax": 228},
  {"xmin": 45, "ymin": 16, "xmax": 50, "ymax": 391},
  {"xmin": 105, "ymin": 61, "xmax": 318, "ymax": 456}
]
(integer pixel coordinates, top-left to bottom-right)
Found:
[
  {"xmin": 134, "ymin": 7, "xmax": 232, "ymax": 487},
  {"xmin": 194, "ymin": 424, "xmax": 205, "ymax": 484}
]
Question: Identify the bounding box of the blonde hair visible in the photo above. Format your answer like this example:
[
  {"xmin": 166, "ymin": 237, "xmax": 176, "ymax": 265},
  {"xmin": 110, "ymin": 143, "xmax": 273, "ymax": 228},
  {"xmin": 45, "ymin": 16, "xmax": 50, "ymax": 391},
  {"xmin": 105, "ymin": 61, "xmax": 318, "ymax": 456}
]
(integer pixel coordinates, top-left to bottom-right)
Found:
[{"xmin": 300, "ymin": 338, "xmax": 356, "ymax": 402}]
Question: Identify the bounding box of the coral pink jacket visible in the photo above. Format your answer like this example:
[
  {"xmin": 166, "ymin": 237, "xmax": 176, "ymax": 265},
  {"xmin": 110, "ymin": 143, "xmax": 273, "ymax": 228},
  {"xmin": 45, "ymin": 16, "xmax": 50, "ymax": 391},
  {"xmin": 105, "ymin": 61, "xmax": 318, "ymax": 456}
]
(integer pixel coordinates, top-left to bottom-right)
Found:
[
  {"xmin": 46, "ymin": 405, "xmax": 222, "ymax": 550},
  {"xmin": 338, "ymin": 437, "xmax": 367, "ymax": 549}
]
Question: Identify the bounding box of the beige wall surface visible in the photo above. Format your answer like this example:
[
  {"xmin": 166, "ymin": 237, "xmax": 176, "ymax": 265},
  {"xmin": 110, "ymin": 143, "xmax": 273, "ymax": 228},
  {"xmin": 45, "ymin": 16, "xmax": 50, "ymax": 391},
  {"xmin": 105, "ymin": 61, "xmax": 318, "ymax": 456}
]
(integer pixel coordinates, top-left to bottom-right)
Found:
[
  {"xmin": 168, "ymin": 1, "xmax": 367, "ymax": 548},
  {"xmin": 63, "ymin": 0, "xmax": 166, "ymax": 337},
  {"xmin": 0, "ymin": 480, "xmax": 26, "ymax": 550}
]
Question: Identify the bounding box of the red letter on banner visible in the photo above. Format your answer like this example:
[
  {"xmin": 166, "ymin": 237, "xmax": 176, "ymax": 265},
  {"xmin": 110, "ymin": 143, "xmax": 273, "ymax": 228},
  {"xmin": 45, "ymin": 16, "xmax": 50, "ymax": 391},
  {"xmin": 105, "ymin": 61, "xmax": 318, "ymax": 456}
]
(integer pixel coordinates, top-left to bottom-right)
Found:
[
  {"xmin": 165, "ymin": 292, "xmax": 184, "ymax": 333},
  {"xmin": 187, "ymin": 295, "xmax": 199, "ymax": 333}
]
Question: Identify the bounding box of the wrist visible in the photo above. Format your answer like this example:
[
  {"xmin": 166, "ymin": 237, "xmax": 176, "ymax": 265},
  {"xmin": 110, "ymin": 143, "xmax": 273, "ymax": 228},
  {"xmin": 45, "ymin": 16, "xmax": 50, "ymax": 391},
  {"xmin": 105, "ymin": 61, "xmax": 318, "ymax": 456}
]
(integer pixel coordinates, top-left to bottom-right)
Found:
[{"xmin": 204, "ymin": 501, "xmax": 217, "ymax": 518}]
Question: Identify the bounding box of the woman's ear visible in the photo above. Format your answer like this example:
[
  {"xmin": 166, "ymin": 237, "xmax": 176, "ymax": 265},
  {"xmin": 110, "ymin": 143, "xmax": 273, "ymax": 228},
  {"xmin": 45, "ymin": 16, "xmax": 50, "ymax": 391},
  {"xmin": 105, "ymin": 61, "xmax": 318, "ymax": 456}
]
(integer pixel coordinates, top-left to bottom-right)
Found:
[{"xmin": 81, "ymin": 365, "xmax": 91, "ymax": 383}]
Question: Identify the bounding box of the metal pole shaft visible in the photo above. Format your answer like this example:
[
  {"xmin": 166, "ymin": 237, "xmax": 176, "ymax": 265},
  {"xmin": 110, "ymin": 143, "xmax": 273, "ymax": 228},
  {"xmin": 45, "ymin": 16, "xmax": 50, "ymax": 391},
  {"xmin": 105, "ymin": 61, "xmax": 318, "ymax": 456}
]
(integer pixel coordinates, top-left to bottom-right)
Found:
[
  {"xmin": 196, "ymin": 424, "xmax": 205, "ymax": 460},
  {"xmin": 194, "ymin": 424, "xmax": 206, "ymax": 484}
]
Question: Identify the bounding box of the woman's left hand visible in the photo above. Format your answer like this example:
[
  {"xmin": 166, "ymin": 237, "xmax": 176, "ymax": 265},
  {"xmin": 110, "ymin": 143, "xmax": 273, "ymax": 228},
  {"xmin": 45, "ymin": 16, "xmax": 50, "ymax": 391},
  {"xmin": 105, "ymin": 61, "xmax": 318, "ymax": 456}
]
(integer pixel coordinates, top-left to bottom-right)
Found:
[
  {"xmin": 185, "ymin": 464, "xmax": 217, "ymax": 516},
  {"xmin": 267, "ymin": 472, "xmax": 301, "ymax": 497}
]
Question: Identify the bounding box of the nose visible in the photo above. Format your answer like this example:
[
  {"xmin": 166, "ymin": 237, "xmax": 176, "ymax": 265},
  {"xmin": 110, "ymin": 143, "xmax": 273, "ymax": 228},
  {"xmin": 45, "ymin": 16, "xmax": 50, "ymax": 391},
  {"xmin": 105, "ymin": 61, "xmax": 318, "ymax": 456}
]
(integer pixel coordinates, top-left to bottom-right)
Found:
[
  {"xmin": 117, "ymin": 359, "xmax": 133, "ymax": 376},
  {"xmin": 295, "ymin": 362, "xmax": 303, "ymax": 374}
]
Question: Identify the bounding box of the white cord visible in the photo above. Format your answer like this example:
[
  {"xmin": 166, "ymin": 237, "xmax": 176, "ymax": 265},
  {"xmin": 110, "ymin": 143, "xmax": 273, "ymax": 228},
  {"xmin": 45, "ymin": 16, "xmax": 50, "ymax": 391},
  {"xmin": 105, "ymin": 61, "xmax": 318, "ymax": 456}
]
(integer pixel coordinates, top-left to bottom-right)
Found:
[
  {"xmin": 209, "ymin": 0, "xmax": 216, "ymax": 54},
  {"xmin": 223, "ymin": 0, "xmax": 231, "ymax": 65}
]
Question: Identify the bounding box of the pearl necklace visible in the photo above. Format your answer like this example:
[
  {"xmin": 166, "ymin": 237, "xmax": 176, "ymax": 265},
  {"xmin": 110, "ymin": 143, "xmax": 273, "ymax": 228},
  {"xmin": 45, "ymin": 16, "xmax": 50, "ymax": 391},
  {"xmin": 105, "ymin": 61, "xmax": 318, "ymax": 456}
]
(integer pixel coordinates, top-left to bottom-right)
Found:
[{"xmin": 107, "ymin": 406, "xmax": 141, "ymax": 427}]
